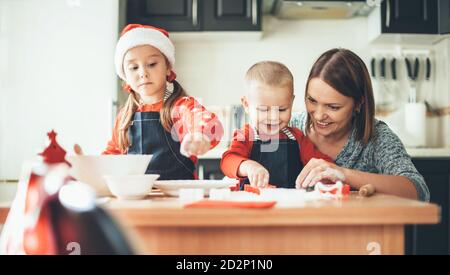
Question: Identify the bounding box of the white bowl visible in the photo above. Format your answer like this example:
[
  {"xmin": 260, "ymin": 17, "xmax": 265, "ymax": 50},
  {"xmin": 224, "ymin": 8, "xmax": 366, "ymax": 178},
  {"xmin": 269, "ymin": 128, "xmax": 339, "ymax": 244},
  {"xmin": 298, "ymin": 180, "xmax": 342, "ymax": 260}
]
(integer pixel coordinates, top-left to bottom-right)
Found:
[
  {"xmin": 103, "ymin": 174, "xmax": 160, "ymax": 200},
  {"xmin": 67, "ymin": 155, "xmax": 152, "ymax": 196}
]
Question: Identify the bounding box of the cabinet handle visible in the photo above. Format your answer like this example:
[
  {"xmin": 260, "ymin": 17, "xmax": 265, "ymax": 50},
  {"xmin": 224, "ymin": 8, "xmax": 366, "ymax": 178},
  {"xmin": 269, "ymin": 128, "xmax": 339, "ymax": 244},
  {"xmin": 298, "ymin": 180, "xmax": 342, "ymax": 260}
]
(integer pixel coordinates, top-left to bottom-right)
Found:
[
  {"xmin": 385, "ymin": 0, "xmax": 391, "ymax": 28},
  {"xmin": 252, "ymin": 0, "xmax": 257, "ymax": 25},
  {"xmin": 192, "ymin": 0, "xmax": 198, "ymax": 26}
]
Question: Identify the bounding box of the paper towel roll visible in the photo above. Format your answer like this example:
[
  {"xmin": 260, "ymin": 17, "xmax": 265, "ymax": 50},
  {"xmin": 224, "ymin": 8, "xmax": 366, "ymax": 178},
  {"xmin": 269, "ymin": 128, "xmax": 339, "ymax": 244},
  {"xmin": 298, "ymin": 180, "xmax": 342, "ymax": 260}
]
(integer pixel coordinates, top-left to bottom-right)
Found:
[{"xmin": 404, "ymin": 103, "xmax": 426, "ymax": 147}]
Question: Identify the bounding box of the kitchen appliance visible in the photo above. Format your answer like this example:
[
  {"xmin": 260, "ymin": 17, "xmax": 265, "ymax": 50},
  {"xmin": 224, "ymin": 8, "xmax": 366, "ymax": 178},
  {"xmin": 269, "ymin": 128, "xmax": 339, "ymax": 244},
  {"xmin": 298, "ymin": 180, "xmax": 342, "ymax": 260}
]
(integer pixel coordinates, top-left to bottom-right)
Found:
[
  {"xmin": 379, "ymin": 57, "xmax": 392, "ymax": 96},
  {"xmin": 405, "ymin": 57, "xmax": 420, "ymax": 103},
  {"xmin": 425, "ymin": 57, "xmax": 431, "ymax": 81},
  {"xmin": 371, "ymin": 56, "xmax": 395, "ymax": 112},
  {"xmin": 272, "ymin": 0, "xmax": 379, "ymax": 19},
  {"xmin": 390, "ymin": 57, "xmax": 398, "ymax": 96},
  {"xmin": 227, "ymin": 104, "xmax": 247, "ymax": 145},
  {"xmin": 404, "ymin": 55, "xmax": 427, "ymax": 147},
  {"xmin": 404, "ymin": 102, "xmax": 426, "ymax": 147}
]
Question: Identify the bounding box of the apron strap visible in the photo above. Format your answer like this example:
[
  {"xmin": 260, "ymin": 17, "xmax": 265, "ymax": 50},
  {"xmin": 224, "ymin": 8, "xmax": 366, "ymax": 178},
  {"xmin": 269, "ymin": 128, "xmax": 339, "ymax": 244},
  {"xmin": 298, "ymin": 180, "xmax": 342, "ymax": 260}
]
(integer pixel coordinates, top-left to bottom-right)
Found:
[{"xmin": 251, "ymin": 126, "xmax": 297, "ymax": 141}]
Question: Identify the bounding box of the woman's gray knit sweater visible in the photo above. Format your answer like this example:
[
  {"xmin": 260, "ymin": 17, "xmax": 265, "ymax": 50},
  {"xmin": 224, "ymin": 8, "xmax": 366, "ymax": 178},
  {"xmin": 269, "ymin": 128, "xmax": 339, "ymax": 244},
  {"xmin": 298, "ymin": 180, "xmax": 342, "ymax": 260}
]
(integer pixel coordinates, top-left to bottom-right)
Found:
[{"xmin": 290, "ymin": 112, "xmax": 430, "ymax": 201}]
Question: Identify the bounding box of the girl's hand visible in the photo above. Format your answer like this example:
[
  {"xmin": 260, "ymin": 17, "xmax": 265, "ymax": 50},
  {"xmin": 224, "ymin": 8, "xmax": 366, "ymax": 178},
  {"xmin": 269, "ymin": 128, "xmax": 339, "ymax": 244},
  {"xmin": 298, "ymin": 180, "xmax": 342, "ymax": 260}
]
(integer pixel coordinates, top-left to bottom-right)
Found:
[
  {"xmin": 295, "ymin": 158, "xmax": 345, "ymax": 189},
  {"xmin": 240, "ymin": 160, "xmax": 269, "ymax": 188},
  {"xmin": 180, "ymin": 132, "xmax": 211, "ymax": 157}
]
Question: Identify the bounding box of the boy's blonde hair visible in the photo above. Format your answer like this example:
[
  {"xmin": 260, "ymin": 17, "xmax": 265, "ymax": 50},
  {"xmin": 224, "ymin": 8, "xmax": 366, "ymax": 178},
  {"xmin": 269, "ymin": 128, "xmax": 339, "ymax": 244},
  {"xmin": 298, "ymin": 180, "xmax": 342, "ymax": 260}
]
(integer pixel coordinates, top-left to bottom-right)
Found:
[{"xmin": 245, "ymin": 61, "xmax": 294, "ymax": 93}]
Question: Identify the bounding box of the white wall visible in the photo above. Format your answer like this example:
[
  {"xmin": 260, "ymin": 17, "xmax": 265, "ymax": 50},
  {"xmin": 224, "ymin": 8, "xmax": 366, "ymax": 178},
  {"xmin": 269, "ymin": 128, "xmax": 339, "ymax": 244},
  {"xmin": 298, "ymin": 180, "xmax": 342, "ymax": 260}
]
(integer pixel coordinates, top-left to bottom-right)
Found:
[
  {"xmin": 0, "ymin": 0, "xmax": 119, "ymax": 179},
  {"xmin": 172, "ymin": 16, "xmax": 371, "ymax": 148},
  {"xmin": 363, "ymin": 38, "xmax": 450, "ymax": 148},
  {"xmin": 173, "ymin": 16, "xmax": 449, "ymax": 148},
  {"xmin": 431, "ymin": 38, "xmax": 450, "ymax": 148},
  {"xmin": 1, "ymin": 6, "xmax": 448, "ymax": 181},
  {"xmin": 174, "ymin": 16, "xmax": 372, "ymax": 111}
]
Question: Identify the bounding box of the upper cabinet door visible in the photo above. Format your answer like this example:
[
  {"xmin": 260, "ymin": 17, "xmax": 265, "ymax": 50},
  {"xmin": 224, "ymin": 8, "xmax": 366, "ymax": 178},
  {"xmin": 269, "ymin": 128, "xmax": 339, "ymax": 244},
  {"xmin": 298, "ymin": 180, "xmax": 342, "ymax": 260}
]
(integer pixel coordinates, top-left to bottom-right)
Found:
[
  {"xmin": 381, "ymin": 0, "xmax": 438, "ymax": 34},
  {"xmin": 203, "ymin": 0, "xmax": 262, "ymax": 31},
  {"xmin": 439, "ymin": 0, "xmax": 450, "ymax": 34},
  {"xmin": 126, "ymin": 0, "xmax": 202, "ymax": 31}
]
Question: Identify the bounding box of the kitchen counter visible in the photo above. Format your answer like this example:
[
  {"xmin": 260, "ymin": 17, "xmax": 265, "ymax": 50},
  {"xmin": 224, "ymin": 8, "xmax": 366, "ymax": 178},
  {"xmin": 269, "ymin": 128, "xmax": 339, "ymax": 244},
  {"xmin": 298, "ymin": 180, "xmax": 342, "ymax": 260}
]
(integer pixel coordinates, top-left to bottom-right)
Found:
[
  {"xmin": 407, "ymin": 148, "xmax": 450, "ymax": 158},
  {"xmin": 104, "ymin": 193, "xmax": 438, "ymax": 255},
  {"xmin": 0, "ymin": 193, "xmax": 440, "ymax": 254},
  {"xmin": 199, "ymin": 147, "xmax": 450, "ymax": 159}
]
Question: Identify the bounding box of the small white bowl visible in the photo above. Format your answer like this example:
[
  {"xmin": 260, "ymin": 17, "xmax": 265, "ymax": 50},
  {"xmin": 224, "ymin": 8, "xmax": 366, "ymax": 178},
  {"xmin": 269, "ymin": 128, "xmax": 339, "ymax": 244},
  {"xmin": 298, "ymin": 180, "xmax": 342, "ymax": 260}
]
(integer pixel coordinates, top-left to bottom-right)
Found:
[
  {"xmin": 67, "ymin": 154, "xmax": 152, "ymax": 197},
  {"xmin": 103, "ymin": 174, "xmax": 160, "ymax": 200}
]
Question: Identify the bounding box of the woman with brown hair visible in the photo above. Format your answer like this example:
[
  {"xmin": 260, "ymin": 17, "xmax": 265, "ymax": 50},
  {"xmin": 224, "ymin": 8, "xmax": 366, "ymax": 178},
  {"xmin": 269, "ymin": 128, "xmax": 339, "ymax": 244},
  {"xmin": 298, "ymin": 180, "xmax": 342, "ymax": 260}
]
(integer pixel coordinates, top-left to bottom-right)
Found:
[{"xmin": 290, "ymin": 48, "xmax": 429, "ymax": 201}]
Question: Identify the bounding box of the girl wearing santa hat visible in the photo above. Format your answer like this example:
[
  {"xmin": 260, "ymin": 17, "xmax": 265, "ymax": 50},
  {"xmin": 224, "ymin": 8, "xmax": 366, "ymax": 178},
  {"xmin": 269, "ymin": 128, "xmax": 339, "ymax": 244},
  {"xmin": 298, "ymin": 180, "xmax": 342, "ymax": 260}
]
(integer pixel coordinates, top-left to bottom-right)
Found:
[{"xmin": 103, "ymin": 24, "xmax": 223, "ymax": 180}]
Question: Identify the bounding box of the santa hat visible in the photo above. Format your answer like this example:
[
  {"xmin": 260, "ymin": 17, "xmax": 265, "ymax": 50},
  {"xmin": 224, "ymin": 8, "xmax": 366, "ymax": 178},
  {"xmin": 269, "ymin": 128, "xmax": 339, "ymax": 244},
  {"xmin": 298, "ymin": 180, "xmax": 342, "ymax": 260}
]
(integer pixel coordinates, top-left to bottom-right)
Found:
[{"xmin": 115, "ymin": 24, "xmax": 176, "ymax": 82}]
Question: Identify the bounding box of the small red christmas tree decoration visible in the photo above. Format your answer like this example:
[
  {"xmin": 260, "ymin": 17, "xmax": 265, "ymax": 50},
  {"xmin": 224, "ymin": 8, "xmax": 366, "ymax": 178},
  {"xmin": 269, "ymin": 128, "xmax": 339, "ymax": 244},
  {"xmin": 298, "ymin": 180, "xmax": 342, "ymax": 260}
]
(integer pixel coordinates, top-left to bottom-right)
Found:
[{"xmin": 39, "ymin": 130, "xmax": 69, "ymax": 165}]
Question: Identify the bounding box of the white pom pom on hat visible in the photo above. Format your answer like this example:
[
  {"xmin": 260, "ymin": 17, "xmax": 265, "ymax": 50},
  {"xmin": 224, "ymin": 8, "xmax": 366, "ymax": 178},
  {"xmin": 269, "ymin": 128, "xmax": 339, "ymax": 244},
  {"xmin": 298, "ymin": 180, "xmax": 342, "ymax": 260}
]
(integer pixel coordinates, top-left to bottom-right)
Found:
[{"xmin": 115, "ymin": 24, "xmax": 176, "ymax": 82}]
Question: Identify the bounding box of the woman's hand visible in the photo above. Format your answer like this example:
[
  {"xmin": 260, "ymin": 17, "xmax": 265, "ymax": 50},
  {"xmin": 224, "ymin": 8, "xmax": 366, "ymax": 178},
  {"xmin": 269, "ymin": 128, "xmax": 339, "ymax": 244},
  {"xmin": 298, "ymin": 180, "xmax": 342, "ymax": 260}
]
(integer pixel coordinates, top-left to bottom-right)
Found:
[
  {"xmin": 295, "ymin": 158, "xmax": 346, "ymax": 189},
  {"xmin": 239, "ymin": 160, "xmax": 269, "ymax": 188},
  {"xmin": 180, "ymin": 132, "xmax": 211, "ymax": 157}
]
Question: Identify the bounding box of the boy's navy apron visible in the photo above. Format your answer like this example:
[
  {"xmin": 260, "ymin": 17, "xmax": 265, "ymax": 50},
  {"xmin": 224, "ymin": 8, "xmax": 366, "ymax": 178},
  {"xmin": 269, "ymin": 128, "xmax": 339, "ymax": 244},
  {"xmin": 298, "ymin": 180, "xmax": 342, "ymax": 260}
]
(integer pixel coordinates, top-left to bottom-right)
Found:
[
  {"xmin": 243, "ymin": 128, "xmax": 303, "ymax": 188},
  {"xmin": 127, "ymin": 111, "xmax": 195, "ymax": 180}
]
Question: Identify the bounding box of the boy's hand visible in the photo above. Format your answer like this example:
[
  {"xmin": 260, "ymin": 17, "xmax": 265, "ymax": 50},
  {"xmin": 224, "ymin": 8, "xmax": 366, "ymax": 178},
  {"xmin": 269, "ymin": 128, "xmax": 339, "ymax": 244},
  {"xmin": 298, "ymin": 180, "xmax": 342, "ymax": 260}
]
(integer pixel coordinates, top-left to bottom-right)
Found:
[
  {"xmin": 239, "ymin": 160, "xmax": 269, "ymax": 188},
  {"xmin": 180, "ymin": 132, "xmax": 211, "ymax": 157}
]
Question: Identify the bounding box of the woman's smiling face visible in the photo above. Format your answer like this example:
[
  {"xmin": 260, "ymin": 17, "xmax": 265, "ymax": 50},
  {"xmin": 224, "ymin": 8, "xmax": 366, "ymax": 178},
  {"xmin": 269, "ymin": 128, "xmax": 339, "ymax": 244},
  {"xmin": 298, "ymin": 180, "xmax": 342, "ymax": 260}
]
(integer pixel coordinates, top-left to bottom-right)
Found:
[{"xmin": 306, "ymin": 78, "xmax": 356, "ymax": 138}]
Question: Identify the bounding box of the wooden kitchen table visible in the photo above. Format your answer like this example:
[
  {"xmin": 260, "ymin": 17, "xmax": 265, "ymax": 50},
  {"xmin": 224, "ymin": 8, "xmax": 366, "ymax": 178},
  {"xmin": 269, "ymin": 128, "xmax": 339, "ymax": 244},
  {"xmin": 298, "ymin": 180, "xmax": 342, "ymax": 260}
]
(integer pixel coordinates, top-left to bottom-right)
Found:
[{"xmin": 102, "ymin": 193, "xmax": 440, "ymax": 255}]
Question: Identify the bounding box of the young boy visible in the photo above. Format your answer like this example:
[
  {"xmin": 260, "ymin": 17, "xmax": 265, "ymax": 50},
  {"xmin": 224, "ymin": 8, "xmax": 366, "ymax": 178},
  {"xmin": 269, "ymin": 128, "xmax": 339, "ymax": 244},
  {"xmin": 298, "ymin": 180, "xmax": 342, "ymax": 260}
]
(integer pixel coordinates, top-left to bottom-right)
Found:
[{"xmin": 221, "ymin": 61, "xmax": 332, "ymax": 188}]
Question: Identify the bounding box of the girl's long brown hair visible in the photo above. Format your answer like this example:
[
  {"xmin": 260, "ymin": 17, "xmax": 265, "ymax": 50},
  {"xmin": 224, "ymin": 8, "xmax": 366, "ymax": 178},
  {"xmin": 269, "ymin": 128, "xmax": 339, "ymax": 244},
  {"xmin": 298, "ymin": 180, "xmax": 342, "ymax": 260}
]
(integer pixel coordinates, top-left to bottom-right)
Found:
[
  {"xmin": 305, "ymin": 48, "xmax": 375, "ymax": 145},
  {"xmin": 117, "ymin": 80, "xmax": 187, "ymax": 152}
]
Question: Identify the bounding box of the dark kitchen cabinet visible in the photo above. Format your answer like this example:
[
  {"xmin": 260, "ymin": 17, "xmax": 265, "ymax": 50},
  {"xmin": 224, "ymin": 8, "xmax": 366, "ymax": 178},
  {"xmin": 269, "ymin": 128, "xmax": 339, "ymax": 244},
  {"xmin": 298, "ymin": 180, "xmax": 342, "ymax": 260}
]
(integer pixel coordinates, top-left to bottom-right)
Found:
[
  {"xmin": 126, "ymin": 0, "xmax": 202, "ymax": 31},
  {"xmin": 202, "ymin": 0, "xmax": 261, "ymax": 31},
  {"xmin": 405, "ymin": 158, "xmax": 450, "ymax": 255},
  {"xmin": 198, "ymin": 156, "xmax": 450, "ymax": 255},
  {"xmin": 439, "ymin": 0, "xmax": 450, "ymax": 34},
  {"xmin": 126, "ymin": 0, "xmax": 262, "ymax": 32},
  {"xmin": 380, "ymin": 0, "xmax": 450, "ymax": 34},
  {"xmin": 197, "ymin": 159, "xmax": 224, "ymax": 180}
]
